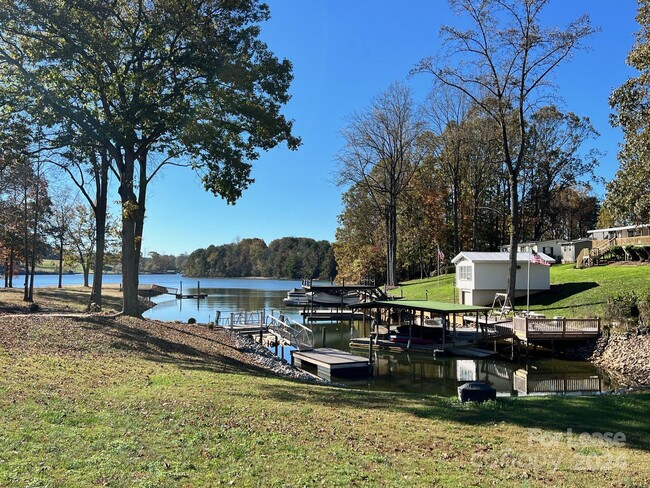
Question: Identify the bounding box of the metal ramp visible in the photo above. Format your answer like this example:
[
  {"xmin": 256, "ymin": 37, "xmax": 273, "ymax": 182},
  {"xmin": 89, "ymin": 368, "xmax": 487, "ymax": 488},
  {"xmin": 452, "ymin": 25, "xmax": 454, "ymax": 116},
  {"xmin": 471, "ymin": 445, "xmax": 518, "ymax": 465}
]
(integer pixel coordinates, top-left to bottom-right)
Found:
[{"xmin": 267, "ymin": 314, "xmax": 314, "ymax": 351}]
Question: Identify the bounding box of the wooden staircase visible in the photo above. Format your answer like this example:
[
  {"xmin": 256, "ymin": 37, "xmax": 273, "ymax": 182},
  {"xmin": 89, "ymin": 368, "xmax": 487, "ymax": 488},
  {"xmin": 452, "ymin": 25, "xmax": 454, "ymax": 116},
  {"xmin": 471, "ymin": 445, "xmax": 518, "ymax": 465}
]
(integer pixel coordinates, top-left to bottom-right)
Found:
[{"xmin": 576, "ymin": 237, "xmax": 616, "ymax": 268}]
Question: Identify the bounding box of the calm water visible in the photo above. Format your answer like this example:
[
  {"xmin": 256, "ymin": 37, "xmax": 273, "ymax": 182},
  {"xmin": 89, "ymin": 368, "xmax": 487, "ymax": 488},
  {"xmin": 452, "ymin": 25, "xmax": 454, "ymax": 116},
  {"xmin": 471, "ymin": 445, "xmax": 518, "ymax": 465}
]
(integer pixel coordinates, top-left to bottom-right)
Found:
[{"xmin": 16, "ymin": 273, "xmax": 619, "ymax": 396}]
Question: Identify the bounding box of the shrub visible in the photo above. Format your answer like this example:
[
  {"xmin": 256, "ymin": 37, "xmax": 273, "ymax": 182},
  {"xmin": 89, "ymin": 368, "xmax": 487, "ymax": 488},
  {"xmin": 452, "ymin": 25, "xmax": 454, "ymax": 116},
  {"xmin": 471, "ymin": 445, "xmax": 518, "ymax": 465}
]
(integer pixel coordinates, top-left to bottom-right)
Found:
[
  {"xmin": 609, "ymin": 246, "xmax": 625, "ymax": 260},
  {"xmin": 634, "ymin": 246, "xmax": 649, "ymax": 261},
  {"xmin": 605, "ymin": 291, "xmax": 639, "ymax": 326},
  {"xmin": 638, "ymin": 293, "xmax": 650, "ymax": 326}
]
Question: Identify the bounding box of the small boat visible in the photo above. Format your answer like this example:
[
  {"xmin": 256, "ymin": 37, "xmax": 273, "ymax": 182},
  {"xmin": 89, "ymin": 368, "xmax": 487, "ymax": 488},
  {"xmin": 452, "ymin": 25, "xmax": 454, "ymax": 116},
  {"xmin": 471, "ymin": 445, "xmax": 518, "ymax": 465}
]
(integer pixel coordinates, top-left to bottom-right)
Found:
[
  {"xmin": 283, "ymin": 288, "xmax": 362, "ymax": 307},
  {"xmin": 306, "ymin": 291, "xmax": 360, "ymax": 307},
  {"xmin": 283, "ymin": 287, "xmax": 310, "ymax": 306}
]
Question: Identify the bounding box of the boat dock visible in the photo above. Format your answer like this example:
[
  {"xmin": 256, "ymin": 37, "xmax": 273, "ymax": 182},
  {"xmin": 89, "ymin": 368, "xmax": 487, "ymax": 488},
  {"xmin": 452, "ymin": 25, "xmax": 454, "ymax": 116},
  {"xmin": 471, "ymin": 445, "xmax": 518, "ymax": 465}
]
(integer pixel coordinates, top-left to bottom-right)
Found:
[
  {"xmin": 292, "ymin": 348, "xmax": 370, "ymax": 379},
  {"xmin": 348, "ymin": 299, "xmax": 602, "ymax": 359},
  {"xmin": 300, "ymin": 308, "xmax": 367, "ymax": 322},
  {"xmin": 216, "ymin": 311, "xmax": 371, "ymax": 378},
  {"xmin": 348, "ymin": 337, "xmax": 497, "ymax": 358}
]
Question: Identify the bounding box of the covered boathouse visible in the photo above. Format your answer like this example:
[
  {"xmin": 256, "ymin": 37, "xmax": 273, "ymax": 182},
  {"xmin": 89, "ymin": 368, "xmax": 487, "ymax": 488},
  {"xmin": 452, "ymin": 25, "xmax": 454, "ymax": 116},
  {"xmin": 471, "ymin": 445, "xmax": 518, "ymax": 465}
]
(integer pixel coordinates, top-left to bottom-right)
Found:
[{"xmin": 348, "ymin": 300, "xmax": 493, "ymax": 353}]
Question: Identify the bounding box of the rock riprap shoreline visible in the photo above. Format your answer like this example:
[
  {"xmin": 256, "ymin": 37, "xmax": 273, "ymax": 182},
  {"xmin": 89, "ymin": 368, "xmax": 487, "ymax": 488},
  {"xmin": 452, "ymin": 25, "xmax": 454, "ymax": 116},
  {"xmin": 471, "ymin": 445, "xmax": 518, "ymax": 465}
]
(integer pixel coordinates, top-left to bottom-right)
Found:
[{"xmin": 591, "ymin": 331, "xmax": 650, "ymax": 387}]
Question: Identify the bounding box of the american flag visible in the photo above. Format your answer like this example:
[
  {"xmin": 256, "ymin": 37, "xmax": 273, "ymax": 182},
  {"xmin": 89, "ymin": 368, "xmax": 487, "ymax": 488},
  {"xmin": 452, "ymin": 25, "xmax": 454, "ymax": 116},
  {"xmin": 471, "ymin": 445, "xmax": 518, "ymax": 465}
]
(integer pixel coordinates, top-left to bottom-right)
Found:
[
  {"xmin": 438, "ymin": 247, "xmax": 445, "ymax": 262},
  {"xmin": 530, "ymin": 251, "xmax": 550, "ymax": 266}
]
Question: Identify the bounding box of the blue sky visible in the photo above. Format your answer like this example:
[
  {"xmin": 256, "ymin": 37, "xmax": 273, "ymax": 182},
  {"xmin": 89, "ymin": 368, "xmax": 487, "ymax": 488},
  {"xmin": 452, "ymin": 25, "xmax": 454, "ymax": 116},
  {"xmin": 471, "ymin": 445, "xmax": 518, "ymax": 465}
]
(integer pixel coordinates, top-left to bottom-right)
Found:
[{"xmin": 140, "ymin": 0, "xmax": 639, "ymax": 257}]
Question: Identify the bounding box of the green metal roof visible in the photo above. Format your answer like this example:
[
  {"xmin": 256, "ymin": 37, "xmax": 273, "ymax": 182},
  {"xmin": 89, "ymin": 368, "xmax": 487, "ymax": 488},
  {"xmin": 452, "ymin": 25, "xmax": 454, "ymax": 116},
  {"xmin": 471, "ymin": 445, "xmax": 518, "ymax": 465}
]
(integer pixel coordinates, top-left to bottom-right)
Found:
[{"xmin": 350, "ymin": 300, "xmax": 492, "ymax": 314}]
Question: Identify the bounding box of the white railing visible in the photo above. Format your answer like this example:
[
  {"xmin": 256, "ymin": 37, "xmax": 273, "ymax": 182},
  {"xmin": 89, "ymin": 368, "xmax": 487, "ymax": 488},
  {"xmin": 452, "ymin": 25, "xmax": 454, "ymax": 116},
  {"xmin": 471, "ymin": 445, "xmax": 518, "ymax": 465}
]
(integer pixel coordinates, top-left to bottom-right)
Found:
[
  {"xmin": 267, "ymin": 314, "xmax": 314, "ymax": 351},
  {"xmin": 512, "ymin": 316, "xmax": 600, "ymax": 338},
  {"xmin": 215, "ymin": 310, "xmax": 264, "ymax": 328}
]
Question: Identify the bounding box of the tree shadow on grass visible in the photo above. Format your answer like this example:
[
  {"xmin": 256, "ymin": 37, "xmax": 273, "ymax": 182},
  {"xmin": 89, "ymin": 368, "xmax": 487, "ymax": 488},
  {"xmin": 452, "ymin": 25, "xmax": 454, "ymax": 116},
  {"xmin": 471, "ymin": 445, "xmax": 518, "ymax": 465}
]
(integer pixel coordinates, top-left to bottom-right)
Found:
[
  {"xmin": 250, "ymin": 381, "xmax": 650, "ymax": 452},
  {"xmin": 72, "ymin": 316, "xmax": 287, "ymax": 379},
  {"xmin": 513, "ymin": 282, "xmax": 604, "ymax": 311}
]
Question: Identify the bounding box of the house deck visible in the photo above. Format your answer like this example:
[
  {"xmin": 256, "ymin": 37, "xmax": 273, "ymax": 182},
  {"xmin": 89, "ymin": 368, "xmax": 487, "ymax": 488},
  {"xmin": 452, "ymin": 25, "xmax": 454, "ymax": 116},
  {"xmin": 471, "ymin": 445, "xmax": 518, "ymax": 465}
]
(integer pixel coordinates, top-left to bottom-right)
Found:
[{"xmin": 511, "ymin": 316, "xmax": 600, "ymax": 341}]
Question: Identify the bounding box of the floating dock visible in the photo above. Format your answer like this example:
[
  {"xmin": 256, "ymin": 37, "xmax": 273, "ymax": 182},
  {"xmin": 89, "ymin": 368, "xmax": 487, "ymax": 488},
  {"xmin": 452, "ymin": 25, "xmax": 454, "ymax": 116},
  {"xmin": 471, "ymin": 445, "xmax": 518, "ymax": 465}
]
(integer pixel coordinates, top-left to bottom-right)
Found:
[
  {"xmin": 292, "ymin": 348, "xmax": 370, "ymax": 379},
  {"xmin": 175, "ymin": 293, "xmax": 208, "ymax": 299}
]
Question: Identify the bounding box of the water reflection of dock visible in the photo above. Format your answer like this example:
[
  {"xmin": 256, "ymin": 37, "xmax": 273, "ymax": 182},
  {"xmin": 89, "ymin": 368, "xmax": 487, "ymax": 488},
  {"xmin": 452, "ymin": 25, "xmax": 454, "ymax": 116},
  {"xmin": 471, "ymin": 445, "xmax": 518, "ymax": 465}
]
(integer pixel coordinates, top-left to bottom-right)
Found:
[
  {"xmin": 513, "ymin": 369, "xmax": 603, "ymax": 395},
  {"xmin": 352, "ymin": 354, "xmax": 609, "ymax": 397}
]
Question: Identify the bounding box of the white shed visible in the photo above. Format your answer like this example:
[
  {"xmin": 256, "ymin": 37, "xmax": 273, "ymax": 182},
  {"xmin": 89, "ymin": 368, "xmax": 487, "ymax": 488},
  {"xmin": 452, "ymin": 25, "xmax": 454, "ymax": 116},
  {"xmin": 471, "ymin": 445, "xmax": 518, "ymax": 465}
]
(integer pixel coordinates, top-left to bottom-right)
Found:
[{"xmin": 451, "ymin": 252, "xmax": 553, "ymax": 306}]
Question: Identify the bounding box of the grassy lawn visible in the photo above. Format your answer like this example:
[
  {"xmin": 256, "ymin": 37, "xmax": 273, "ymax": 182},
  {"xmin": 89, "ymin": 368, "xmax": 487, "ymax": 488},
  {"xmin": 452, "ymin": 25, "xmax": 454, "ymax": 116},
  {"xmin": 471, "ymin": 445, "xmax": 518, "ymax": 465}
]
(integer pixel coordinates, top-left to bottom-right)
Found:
[
  {"xmin": 0, "ymin": 285, "xmax": 123, "ymax": 313},
  {"xmin": 33, "ymin": 259, "xmax": 84, "ymax": 274},
  {"xmin": 393, "ymin": 263, "xmax": 650, "ymax": 318},
  {"xmin": 0, "ymin": 314, "xmax": 648, "ymax": 486}
]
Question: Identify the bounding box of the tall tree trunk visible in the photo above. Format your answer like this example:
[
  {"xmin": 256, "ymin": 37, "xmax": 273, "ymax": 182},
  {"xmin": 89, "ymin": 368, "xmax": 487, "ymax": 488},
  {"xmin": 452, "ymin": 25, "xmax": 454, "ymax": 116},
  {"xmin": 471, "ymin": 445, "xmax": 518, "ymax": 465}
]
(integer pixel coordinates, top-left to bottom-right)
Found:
[
  {"xmin": 386, "ymin": 201, "xmax": 398, "ymax": 287},
  {"xmin": 22, "ymin": 183, "xmax": 30, "ymax": 302},
  {"xmin": 119, "ymin": 150, "xmax": 141, "ymax": 317},
  {"xmin": 83, "ymin": 261, "xmax": 90, "ymax": 287},
  {"xmin": 57, "ymin": 235, "xmax": 64, "ymax": 288},
  {"xmin": 8, "ymin": 247, "xmax": 14, "ymax": 288},
  {"xmin": 90, "ymin": 150, "xmax": 110, "ymax": 308},
  {"xmin": 506, "ymin": 173, "xmax": 520, "ymax": 306},
  {"xmin": 28, "ymin": 163, "xmax": 41, "ymax": 302},
  {"xmin": 453, "ymin": 175, "xmax": 460, "ymax": 255},
  {"xmin": 472, "ymin": 188, "xmax": 480, "ymax": 251}
]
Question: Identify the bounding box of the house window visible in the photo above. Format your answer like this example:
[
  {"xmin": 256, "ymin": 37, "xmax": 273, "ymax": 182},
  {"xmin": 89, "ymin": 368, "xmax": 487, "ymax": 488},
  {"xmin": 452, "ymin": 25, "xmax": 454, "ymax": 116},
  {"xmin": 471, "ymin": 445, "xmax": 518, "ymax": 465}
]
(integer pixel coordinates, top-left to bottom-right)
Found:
[{"xmin": 458, "ymin": 265, "xmax": 472, "ymax": 281}]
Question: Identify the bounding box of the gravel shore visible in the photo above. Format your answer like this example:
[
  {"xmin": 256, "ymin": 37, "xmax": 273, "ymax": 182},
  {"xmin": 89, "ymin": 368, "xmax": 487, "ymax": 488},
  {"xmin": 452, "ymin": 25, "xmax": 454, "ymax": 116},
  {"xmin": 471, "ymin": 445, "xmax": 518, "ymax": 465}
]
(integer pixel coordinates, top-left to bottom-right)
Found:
[
  {"xmin": 590, "ymin": 330, "xmax": 650, "ymax": 387},
  {"xmin": 232, "ymin": 332, "xmax": 329, "ymax": 383}
]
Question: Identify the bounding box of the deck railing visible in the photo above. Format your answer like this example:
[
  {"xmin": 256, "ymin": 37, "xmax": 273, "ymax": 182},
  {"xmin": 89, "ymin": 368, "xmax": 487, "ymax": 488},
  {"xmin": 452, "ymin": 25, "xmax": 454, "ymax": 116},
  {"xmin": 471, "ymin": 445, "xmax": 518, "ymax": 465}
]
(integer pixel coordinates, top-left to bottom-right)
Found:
[
  {"xmin": 216, "ymin": 311, "xmax": 264, "ymax": 328},
  {"xmin": 267, "ymin": 314, "xmax": 314, "ymax": 351},
  {"xmin": 514, "ymin": 369, "xmax": 602, "ymax": 394},
  {"xmin": 512, "ymin": 316, "xmax": 600, "ymax": 339}
]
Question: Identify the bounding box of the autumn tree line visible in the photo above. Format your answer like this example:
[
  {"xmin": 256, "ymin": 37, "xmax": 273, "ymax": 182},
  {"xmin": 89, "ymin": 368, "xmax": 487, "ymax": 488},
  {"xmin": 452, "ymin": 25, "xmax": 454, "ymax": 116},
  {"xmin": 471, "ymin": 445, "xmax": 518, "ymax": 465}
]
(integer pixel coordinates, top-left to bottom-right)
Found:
[
  {"xmin": 3, "ymin": 0, "xmax": 650, "ymax": 313},
  {"xmin": 333, "ymin": 88, "xmax": 600, "ymax": 284},
  {"xmin": 181, "ymin": 238, "xmax": 336, "ymax": 279}
]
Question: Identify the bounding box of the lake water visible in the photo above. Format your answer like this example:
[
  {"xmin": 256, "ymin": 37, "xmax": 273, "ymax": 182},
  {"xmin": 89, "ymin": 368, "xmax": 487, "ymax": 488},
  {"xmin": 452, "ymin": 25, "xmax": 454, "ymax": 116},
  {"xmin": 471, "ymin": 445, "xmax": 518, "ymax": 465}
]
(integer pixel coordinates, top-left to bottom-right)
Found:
[{"xmin": 14, "ymin": 273, "xmax": 619, "ymax": 396}]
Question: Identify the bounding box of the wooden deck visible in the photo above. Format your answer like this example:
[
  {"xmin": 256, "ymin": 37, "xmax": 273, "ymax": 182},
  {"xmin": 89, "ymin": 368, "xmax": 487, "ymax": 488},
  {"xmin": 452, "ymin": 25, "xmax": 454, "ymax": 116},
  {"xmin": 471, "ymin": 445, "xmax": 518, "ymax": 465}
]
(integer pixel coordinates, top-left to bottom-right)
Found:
[
  {"xmin": 512, "ymin": 316, "xmax": 600, "ymax": 341},
  {"xmin": 292, "ymin": 348, "xmax": 370, "ymax": 378}
]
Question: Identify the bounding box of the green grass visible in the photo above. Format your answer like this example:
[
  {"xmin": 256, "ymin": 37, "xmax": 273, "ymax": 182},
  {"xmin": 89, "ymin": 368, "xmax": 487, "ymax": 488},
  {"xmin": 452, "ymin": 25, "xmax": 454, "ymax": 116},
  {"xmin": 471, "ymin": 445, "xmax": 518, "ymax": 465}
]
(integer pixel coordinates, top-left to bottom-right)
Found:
[
  {"xmin": 392, "ymin": 264, "xmax": 650, "ymax": 318},
  {"xmin": 1, "ymin": 351, "xmax": 648, "ymax": 486},
  {"xmin": 0, "ymin": 285, "xmax": 123, "ymax": 313},
  {"xmin": 0, "ymin": 313, "xmax": 648, "ymax": 486},
  {"xmin": 33, "ymin": 259, "xmax": 84, "ymax": 274}
]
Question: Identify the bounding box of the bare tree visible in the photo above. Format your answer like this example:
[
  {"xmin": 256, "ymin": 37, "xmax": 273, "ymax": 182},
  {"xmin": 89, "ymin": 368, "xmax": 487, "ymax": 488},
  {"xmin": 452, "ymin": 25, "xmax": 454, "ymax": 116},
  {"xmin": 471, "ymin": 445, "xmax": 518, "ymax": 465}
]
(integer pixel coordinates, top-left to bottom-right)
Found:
[
  {"xmin": 423, "ymin": 87, "xmax": 472, "ymax": 255},
  {"xmin": 414, "ymin": 0, "xmax": 594, "ymax": 306},
  {"xmin": 336, "ymin": 82, "xmax": 426, "ymax": 287},
  {"xmin": 48, "ymin": 187, "xmax": 76, "ymax": 288}
]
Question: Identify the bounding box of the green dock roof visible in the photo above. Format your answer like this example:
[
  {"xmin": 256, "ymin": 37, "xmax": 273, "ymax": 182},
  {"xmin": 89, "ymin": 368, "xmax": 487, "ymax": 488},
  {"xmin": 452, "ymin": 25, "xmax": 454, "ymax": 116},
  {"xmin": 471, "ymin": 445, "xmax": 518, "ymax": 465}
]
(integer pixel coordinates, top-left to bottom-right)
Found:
[{"xmin": 350, "ymin": 300, "xmax": 492, "ymax": 314}]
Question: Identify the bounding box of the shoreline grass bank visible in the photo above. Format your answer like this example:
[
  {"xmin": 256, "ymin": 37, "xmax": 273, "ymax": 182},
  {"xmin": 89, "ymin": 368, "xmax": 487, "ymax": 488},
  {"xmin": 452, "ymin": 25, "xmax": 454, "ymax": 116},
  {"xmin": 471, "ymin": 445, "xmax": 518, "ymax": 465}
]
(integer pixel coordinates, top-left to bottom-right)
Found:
[{"xmin": 0, "ymin": 284, "xmax": 649, "ymax": 485}]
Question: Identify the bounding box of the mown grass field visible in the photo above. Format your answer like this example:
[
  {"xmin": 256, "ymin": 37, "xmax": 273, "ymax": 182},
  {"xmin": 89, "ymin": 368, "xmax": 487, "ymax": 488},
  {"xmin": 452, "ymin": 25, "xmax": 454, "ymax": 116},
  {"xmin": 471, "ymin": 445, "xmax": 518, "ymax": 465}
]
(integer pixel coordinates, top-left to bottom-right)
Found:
[
  {"xmin": 393, "ymin": 263, "xmax": 650, "ymax": 318},
  {"xmin": 0, "ymin": 285, "xmax": 123, "ymax": 314},
  {"xmin": 0, "ymin": 314, "xmax": 648, "ymax": 487},
  {"xmin": 0, "ymin": 273, "xmax": 649, "ymax": 485},
  {"xmin": 32, "ymin": 258, "xmax": 84, "ymax": 274}
]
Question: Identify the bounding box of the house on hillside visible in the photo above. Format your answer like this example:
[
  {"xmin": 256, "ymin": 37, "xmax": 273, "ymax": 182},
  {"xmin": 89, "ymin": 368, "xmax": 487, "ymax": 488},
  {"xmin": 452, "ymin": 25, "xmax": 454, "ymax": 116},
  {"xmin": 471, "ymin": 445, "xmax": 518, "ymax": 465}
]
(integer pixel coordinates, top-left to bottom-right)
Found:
[
  {"xmin": 451, "ymin": 251, "xmax": 554, "ymax": 306},
  {"xmin": 499, "ymin": 239, "xmax": 564, "ymax": 263},
  {"xmin": 559, "ymin": 238, "xmax": 592, "ymax": 264},
  {"xmin": 587, "ymin": 224, "xmax": 650, "ymax": 240}
]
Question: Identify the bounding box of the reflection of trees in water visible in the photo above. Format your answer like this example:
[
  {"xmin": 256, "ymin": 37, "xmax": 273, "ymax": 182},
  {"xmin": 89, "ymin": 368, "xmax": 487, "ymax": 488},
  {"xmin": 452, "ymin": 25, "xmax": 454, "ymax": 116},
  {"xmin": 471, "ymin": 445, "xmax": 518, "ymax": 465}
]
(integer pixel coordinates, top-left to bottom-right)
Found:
[{"xmin": 145, "ymin": 288, "xmax": 288, "ymax": 323}]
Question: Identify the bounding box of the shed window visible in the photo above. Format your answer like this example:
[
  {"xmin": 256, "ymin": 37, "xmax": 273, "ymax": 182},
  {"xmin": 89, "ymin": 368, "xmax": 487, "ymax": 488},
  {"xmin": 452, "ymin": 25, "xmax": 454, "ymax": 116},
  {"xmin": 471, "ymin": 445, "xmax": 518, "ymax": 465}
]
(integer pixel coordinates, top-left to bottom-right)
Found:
[{"xmin": 458, "ymin": 265, "xmax": 472, "ymax": 281}]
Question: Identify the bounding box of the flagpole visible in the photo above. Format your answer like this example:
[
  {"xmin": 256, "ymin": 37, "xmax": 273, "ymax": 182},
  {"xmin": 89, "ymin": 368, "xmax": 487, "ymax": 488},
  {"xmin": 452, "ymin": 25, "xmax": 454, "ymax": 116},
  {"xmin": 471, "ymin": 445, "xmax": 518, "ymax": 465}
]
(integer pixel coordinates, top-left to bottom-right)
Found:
[
  {"xmin": 527, "ymin": 247, "xmax": 531, "ymax": 313},
  {"xmin": 437, "ymin": 244, "xmax": 440, "ymax": 289}
]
